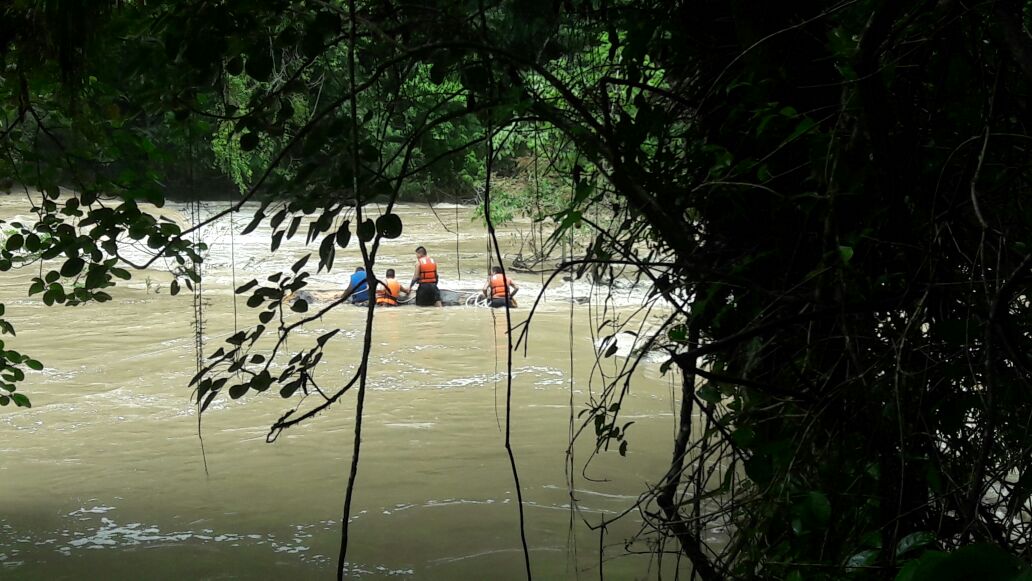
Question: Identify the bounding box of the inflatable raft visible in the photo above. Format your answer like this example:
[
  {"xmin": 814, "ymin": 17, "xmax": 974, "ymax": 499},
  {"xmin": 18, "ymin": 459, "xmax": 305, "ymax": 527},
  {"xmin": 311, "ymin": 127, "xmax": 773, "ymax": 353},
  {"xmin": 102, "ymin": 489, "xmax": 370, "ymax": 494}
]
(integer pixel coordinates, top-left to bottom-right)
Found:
[{"xmin": 288, "ymin": 288, "xmax": 481, "ymax": 307}]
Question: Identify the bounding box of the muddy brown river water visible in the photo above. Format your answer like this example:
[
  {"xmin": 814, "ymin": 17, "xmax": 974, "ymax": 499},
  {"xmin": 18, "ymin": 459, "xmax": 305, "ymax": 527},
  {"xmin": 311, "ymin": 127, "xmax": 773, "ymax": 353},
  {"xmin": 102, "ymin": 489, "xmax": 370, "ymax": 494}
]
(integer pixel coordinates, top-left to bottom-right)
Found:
[{"xmin": 0, "ymin": 199, "xmax": 687, "ymax": 579}]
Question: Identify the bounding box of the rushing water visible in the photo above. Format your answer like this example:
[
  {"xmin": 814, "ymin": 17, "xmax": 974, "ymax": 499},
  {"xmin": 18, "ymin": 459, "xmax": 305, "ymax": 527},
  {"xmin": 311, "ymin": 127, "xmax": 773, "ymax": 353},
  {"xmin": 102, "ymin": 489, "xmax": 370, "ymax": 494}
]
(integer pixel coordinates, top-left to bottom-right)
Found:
[{"xmin": 0, "ymin": 198, "xmax": 685, "ymax": 579}]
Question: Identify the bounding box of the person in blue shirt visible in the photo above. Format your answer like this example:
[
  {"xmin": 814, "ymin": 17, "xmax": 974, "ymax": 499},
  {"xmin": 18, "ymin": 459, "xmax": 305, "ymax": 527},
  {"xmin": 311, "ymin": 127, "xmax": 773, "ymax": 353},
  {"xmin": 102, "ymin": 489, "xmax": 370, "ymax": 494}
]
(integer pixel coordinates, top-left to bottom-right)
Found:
[{"xmin": 342, "ymin": 266, "xmax": 369, "ymax": 304}]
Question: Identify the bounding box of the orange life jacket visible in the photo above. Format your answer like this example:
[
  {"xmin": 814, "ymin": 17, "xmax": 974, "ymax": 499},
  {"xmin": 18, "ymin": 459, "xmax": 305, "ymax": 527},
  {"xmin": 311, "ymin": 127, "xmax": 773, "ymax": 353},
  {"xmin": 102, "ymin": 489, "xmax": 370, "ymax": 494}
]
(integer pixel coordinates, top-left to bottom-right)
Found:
[
  {"xmin": 490, "ymin": 273, "xmax": 510, "ymax": 299},
  {"xmin": 376, "ymin": 279, "xmax": 402, "ymax": 305},
  {"xmin": 418, "ymin": 256, "xmax": 438, "ymax": 284}
]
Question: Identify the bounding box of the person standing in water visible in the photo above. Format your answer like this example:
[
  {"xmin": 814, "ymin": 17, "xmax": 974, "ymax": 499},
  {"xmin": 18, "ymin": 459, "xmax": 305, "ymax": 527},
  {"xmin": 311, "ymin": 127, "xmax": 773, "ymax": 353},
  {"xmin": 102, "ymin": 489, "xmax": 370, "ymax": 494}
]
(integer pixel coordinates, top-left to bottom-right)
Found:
[
  {"xmin": 375, "ymin": 268, "xmax": 409, "ymax": 307},
  {"xmin": 482, "ymin": 265, "xmax": 519, "ymax": 308},
  {"xmin": 343, "ymin": 266, "xmax": 370, "ymax": 304},
  {"xmin": 409, "ymin": 246, "xmax": 442, "ymax": 307}
]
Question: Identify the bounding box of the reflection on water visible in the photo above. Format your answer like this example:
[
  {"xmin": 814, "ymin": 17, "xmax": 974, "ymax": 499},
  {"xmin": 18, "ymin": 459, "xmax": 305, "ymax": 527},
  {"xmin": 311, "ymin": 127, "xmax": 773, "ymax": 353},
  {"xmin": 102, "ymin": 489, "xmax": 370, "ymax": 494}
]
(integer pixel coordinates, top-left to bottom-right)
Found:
[{"xmin": 0, "ymin": 198, "xmax": 683, "ymax": 579}]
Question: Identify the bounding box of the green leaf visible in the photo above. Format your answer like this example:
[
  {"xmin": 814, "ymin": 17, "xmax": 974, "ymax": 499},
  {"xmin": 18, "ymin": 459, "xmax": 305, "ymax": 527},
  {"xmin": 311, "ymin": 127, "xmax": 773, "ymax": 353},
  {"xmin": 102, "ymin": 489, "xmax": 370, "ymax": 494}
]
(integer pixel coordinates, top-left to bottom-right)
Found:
[
  {"xmin": 786, "ymin": 117, "xmax": 818, "ymax": 143},
  {"xmin": 11, "ymin": 392, "xmax": 30, "ymax": 407},
  {"xmin": 574, "ymin": 181, "xmax": 593, "ymax": 204},
  {"xmin": 659, "ymin": 359, "xmax": 673, "ymax": 375},
  {"xmin": 357, "ymin": 219, "xmax": 375, "ymax": 242},
  {"xmin": 838, "ymin": 245, "xmax": 854, "ymax": 264},
  {"xmin": 896, "ymin": 558, "xmax": 924, "ymax": 581},
  {"xmin": 896, "ymin": 532, "xmax": 935, "ymax": 557},
  {"xmin": 290, "ymin": 216, "xmax": 304, "ymax": 241},
  {"xmin": 301, "ymin": 28, "xmax": 324, "ymax": 59},
  {"xmin": 316, "ymin": 329, "xmax": 340, "ymax": 347},
  {"xmin": 335, "ymin": 220, "xmax": 352, "ymax": 248},
  {"xmin": 245, "ymin": 52, "xmax": 273, "ymax": 81},
  {"xmin": 318, "ymin": 234, "xmax": 335, "ymax": 272},
  {"xmin": 226, "ymin": 56, "xmax": 244, "ymax": 76},
  {"xmin": 170, "ymin": 280, "xmax": 181, "ymax": 296},
  {"xmin": 806, "ymin": 491, "xmax": 831, "ymax": 525},
  {"xmin": 668, "ymin": 325, "xmax": 688, "ymax": 342},
  {"xmin": 6, "ymin": 234, "xmax": 23, "ymax": 251},
  {"xmin": 250, "ymin": 370, "xmax": 273, "ymax": 392},
  {"xmin": 25, "ymin": 359, "xmax": 43, "ymax": 371},
  {"xmin": 861, "ymin": 530, "xmax": 883, "ymax": 550},
  {"xmin": 559, "ymin": 210, "xmax": 582, "ymax": 230},
  {"xmin": 291, "ymin": 254, "xmax": 310, "ymax": 273},
  {"xmin": 240, "ymin": 209, "xmax": 265, "ymax": 235},
  {"xmin": 291, "ymin": 299, "xmax": 309, "ymax": 313},
  {"xmin": 236, "ymin": 279, "xmax": 259, "ymax": 294},
  {"xmin": 730, "ymin": 427, "xmax": 755, "ymax": 447},
  {"xmin": 110, "ymin": 267, "xmax": 131, "ymax": 280},
  {"xmin": 269, "ymin": 209, "xmax": 287, "ymax": 230},
  {"xmin": 698, "ymin": 384, "xmax": 721, "ymax": 403},
  {"xmin": 907, "ymin": 544, "xmax": 1023, "ymax": 581},
  {"xmin": 240, "ymin": 132, "xmax": 260, "ymax": 152},
  {"xmin": 846, "ymin": 549, "xmax": 878, "ymax": 570},
  {"xmin": 60, "ymin": 257, "xmax": 85, "ymax": 278},
  {"xmin": 228, "ymin": 383, "xmax": 249, "ymax": 399},
  {"xmin": 429, "ymin": 61, "xmax": 447, "ymax": 84},
  {"xmin": 375, "ymin": 213, "xmax": 403, "ymax": 239},
  {"xmin": 280, "ymin": 379, "xmax": 302, "ymax": 398},
  {"xmin": 744, "ymin": 454, "xmax": 773, "ymax": 485},
  {"xmin": 200, "ymin": 390, "xmax": 219, "ymax": 413},
  {"xmin": 791, "ymin": 518, "xmax": 808, "ymax": 536}
]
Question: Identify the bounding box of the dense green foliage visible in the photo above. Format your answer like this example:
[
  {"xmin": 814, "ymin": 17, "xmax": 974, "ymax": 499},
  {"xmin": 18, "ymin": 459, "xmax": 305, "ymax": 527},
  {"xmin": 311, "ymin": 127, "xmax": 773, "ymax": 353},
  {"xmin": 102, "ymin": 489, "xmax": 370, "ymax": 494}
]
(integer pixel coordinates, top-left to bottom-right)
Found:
[{"xmin": 6, "ymin": 1, "xmax": 1032, "ymax": 579}]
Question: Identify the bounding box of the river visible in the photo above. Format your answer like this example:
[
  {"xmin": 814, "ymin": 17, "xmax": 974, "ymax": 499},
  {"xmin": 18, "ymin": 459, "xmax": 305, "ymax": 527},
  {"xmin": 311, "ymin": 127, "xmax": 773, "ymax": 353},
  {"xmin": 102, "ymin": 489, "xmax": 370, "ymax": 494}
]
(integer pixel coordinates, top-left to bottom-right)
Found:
[{"xmin": 0, "ymin": 198, "xmax": 687, "ymax": 579}]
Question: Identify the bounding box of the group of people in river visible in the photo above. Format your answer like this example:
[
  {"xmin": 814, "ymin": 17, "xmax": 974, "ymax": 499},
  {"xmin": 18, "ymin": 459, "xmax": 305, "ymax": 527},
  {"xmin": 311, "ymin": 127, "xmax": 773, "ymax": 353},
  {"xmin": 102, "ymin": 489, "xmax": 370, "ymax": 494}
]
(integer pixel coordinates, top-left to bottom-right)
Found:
[{"xmin": 340, "ymin": 246, "xmax": 519, "ymax": 308}]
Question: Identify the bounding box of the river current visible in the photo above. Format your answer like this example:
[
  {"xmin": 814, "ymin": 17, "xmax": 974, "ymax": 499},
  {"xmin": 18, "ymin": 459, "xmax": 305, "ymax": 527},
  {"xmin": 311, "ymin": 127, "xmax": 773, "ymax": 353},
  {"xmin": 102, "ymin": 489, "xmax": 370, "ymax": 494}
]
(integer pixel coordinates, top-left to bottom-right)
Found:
[{"xmin": 0, "ymin": 199, "xmax": 685, "ymax": 579}]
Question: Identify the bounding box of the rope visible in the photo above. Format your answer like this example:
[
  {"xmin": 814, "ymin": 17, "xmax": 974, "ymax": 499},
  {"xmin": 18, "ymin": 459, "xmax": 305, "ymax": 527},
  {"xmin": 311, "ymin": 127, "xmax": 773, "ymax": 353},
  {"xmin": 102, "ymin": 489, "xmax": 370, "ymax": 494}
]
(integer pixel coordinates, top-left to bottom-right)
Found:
[{"xmin": 466, "ymin": 293, "xmax": 490, "ymax": 308}]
